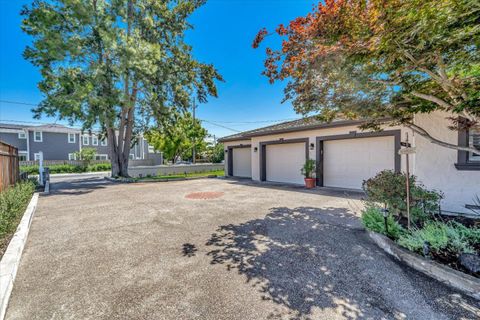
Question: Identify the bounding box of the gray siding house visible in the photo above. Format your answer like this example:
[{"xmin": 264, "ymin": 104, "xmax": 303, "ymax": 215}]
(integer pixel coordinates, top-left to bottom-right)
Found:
[{"xmin": 0, "ymin": 123, "xmax": 161, "ymax": 162}]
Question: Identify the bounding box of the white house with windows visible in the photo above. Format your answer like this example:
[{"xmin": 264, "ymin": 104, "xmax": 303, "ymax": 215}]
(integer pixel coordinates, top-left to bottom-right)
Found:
[{"xmin": 219, "ymin": 111, "xmax": 480, "ymax": 214}]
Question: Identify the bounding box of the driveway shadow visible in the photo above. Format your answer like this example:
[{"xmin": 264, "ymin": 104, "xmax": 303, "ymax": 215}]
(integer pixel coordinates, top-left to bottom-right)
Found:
[
  {"xmin": 224, "ymin": 178, "xmax": 364, "ymax": 201},
  {"xmin": 206, "ymin": 206, "xmax": 480, "ymax": 319},
  {"xmin": 44, "ymin": 177, "xmax": 111, "ymax": 197}
]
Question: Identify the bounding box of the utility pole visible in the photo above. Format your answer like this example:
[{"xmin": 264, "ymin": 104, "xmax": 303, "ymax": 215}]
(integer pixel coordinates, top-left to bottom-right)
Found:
[{"xmin": 192, "ymin": 97, "xmax": 196, "ymax": 164}]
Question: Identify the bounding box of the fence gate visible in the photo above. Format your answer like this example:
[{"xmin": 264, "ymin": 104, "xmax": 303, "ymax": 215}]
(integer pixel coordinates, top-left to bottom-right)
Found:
[{"xmin": 0, "ymin": 141, "xmax": 20, "ymax": 192}]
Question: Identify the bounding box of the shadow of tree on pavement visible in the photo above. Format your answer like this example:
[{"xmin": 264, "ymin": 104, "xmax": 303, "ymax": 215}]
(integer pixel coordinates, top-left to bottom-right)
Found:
[{"xmin": 206, "ymin": 206, "xmax": 480, "ymax": 320}]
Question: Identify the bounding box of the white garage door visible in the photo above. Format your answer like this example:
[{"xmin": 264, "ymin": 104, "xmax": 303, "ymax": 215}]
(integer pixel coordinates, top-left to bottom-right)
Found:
[
  {"xmin": 323, "ymin": 136, "xmax": 395, "ymax": 189},
  {"xmin": 232, "ymin": 147, "xmax": 252, "ymax": 178},
  {"xmin": 266, "ymin": 143, "xmax": 306, "ymax": 185}
]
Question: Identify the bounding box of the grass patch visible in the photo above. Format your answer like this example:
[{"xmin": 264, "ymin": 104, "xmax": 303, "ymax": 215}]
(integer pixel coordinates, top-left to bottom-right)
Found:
[
  {"xmin": 135, "ymin": 170, "xmax": 224, "ymax": 181},
  {"xmin": 0, "ymin": 180, "xmax": 36, "ymax": 258}
]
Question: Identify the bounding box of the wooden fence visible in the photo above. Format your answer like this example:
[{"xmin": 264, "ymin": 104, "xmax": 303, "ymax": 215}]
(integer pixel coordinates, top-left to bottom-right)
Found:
[
  {"xmin": 19, "ymin": 159, "xmax": 111, "ymax": 167},
  {"xmin": 0, "ymin": 142, "xmax": 20, "ymax": 192}
]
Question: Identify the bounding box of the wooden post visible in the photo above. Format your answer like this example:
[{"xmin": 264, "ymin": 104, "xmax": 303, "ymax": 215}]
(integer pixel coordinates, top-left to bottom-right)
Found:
[{"xmin": 405, "ymin": 133, "xmax": 411, "ymax": 230}]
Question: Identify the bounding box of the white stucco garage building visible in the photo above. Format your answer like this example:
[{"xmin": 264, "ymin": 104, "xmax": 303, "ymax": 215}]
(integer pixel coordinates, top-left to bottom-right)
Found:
[{"xmin": 219, "ymin": 111, "xmax": 480, "ymax": 215}]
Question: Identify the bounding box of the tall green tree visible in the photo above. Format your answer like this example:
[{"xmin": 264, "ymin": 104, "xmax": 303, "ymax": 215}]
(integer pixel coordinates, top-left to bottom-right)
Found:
[
  {"xmin": 22, "ymin": 0, "xmax": 222, "ymax": 177},
  {"xmin": 146, "ymin": 112, "xmax": 207, "ymax": 163},
  {"xmin": 254, "ymin": 0, "xmax": 479, "ymax": 153}
]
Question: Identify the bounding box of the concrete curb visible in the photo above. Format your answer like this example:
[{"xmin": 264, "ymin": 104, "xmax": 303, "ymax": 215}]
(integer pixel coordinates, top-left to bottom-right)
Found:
[
  {"xmin": 368, "ymin": 231, "xmax": 480, "ymax": 300},
  {"xmin": 0, "ymin": 193, "xmax": 39, "ymax": 320},
  {"xmin": 105, "ymin": 175, "xmax": 220, "ymax": 184}
]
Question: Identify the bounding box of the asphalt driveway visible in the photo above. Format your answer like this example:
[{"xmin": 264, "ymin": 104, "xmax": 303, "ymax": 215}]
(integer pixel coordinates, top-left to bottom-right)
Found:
[{"xmin": 6, "ymin": 176, "xmax": 480, "ymax": 319}]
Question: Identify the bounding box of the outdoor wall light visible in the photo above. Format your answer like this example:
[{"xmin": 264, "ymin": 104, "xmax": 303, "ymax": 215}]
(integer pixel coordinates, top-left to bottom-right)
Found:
[
  {"xmin": 224, "ymin": 149, "xmax": 228, "ymax": 153},
  {"xmin": 254, "ymin": 147, "xmax": 258, "ymax": 152},
  {"xmin": 310, "ymin": 143, "xmax": 315, "ymax": 150}
]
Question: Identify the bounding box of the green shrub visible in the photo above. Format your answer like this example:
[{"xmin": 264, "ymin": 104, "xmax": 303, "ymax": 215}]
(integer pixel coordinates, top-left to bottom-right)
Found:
[
  {"xmin": 86, "ymin": 163, "xmax": 111, "ymax": 172},
  {"xmin": 21, "ymin": 163, "xmax": 111, "ymax": 174},
  {"xmin": 361, "ymin": 206, "xmax": 405, "ymax": 240},
  {"xmin": 0, "ymin": 181, "xmax": 36, "ymax": 239},
  {"xmin": 362, "ymin": 170, "xmax": 443, "ymax": 224},
  {"xmin": 397, "ymin": 221, "xmax": 480, "ymax": 255}
]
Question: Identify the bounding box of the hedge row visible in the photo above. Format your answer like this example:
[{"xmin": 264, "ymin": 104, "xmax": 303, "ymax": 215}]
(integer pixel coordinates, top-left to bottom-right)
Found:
[{"xmin": 20, "ymin": 163, "xmax": 112, "ymax": 175}]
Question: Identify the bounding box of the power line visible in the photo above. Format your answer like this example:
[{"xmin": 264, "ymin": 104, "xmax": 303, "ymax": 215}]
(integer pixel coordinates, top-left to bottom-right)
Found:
[{"xmin": 0, "ymin": 100, "xmax": 297, "ymax": 127}]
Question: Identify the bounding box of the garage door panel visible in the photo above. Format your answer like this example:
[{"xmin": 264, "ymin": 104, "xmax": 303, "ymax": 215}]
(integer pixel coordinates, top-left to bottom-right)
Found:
[
  {"xmin": 232, "ymin": 148, "xmax": 251, "ymax": 178},
  {"xmin": 266, "ymin": 143, "xmax": 306, "ymax": 185},
  {"xmin": 323, "ymin": 136, "xmax": 395, "ymax": 189}
]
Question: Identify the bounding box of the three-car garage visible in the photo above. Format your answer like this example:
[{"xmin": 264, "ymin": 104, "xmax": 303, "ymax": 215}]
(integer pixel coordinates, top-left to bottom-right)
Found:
[{"xmin": 222, "ymin": 118, "xmax": 402, "ymax": 191}]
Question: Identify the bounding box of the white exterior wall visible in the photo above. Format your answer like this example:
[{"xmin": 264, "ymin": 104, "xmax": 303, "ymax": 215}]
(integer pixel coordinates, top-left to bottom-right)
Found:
[
  {"xmin": 413, "ymin": 111, "xmax": 480, "ymax": 214},
  {"xmin": 249, "ymin": 124, "xmax": 410, "ymax": 181}
]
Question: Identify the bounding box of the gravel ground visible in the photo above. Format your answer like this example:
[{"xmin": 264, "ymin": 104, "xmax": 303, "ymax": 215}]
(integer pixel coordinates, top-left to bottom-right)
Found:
[{"xmin": 5, "ymin": 176, "xmax": 480, "ymax": 319}]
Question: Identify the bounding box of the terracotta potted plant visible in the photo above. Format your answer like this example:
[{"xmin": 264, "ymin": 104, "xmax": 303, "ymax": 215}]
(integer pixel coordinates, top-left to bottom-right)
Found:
[{"xmin": 301, "ymin": 159, "xmax": 316, "ymax": 189}]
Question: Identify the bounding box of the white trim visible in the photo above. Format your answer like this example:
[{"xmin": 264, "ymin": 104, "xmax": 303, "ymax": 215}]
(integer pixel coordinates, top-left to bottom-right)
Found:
[
  {"xmin": 0, "ymin": 128, "xmax": 25, "ymax": 134},
  {"xmin": 82, "ymin": 135, "xmax": 89, "ymax": 146},
  {"xmin": 34, "ymin": 153, "xmax": 41, "ymax": 161},
  {"xmin": 92, "ymin": 136, "xmax": 99, "ymax": 146},
  {"xmin": 101, "ymin": 139, "xmax": 107, "ymax": 146},
  {"xmin": 18, "ymin": 132, "xmax": 26, "ymax": 139},
  {"xmin": 26, "ymin": 130, "xmax": 30, "ymax": 161},
  {"xmin": 68, "ymin": 132, "xmax": 76, "ymax": 143},
  {"xmin": 68, "ymin": 153, "xmax": 77, "ymax": 161},
  {"xmin": 33, "ymin": 131, "xmax": 43, "ymax": 142}
]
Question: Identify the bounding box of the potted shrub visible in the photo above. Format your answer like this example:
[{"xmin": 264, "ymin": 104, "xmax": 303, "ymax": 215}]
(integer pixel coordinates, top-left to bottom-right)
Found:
[{"xmin": 301, "ymin": 159, "xmax": 316, "ymax": 189}]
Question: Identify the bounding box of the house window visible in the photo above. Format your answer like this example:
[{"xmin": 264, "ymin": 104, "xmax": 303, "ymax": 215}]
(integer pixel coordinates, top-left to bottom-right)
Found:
[
  {"xmin": 34, "ymin": 131, "xmax": 42, "ymax": 142},
  {"xmin": 101, "ymin": 139, "xmax": 107, "ymax": 146},
  {"xmin": 129, "ymin": 153, "xmax": 135, "ymax": 160},
  {"xmin": 18, "ymin": 132, "xmax": 26, "ymax": 139},
  {"xmin": 34, "ymin": 153, "xmax": 41, "ymax": 161},
  {"xmin": 83, "ymin": 135, "xmax": 89, "ymax": 145},
  {"xmin": 95, "ymin": 154, "xmax": 108, "ymax": 160},
  {"xmin": 148, "ymin": 145, "xmax": 155, "ymax": 153},
  {"xmin": 68, "ymin": 153, "xmax": 77, "ymax": 161},
  {"xmin": 469, "ymin": 128, "xmax": 480, "ymax": 162},
  {"xmin": 92, "ymin": 136, "xmax": 99, "ymax": 146},
  {"xmin": 456, "ymin": 127, "xmax": 480, "ymax": 170},
  {"xmin": 68, "ymin": 133, "xmax": 76, "ymax": 143},
  {"xmin": 18, "ymin": 152, "xmax": 27, "ymax": 161}
]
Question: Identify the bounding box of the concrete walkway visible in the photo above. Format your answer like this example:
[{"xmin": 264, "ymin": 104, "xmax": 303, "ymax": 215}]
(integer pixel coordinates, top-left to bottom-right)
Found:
[{"xmin": 5, "ymin": 177, "xmax": 480, "ymax": 319}]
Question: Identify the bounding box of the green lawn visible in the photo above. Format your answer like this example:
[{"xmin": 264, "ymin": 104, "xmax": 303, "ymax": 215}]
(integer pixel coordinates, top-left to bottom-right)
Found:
[{"xmin": 135, "ymin": 170, "xmax": 225, "ymax": 181}]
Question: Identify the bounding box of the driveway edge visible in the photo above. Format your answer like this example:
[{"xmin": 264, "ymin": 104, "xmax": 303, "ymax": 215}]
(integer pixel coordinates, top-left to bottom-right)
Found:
[
  {"xmin": 0, "ymin": 193, "xmax": 39, "ymax": 320},
  {"xmin": 368, "ymin": 231, "xmax": 480, "ymax": 300}
]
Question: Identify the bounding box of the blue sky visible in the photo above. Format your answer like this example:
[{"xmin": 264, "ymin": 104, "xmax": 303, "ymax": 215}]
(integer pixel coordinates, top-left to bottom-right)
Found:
[{"xmin": 0, "ymin": 0, "xmax": 315, "ymax": 138}]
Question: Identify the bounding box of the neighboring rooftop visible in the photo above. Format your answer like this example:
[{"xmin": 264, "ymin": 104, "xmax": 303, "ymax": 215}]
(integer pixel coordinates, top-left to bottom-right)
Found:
[
  {"xmin": 218, "ymin": 117, "xmax": 364, "ymax": 142},
  {"xmin": 0, "ymin": 122, "xmax": 81, "ymax": 133}
]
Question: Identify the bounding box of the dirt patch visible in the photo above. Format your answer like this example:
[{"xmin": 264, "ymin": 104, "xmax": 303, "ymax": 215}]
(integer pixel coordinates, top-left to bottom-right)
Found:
[{"xmin": 185, "ymin": 191, "xmax": 224, "ymax": 200}]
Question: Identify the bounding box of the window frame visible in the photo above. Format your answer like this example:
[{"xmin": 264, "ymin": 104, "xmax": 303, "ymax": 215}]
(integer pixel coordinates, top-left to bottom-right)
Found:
[
  {"xmin": 95, "ymin": 154, "xmax": 108, "ymax": 160},
  {"xmin": 68, "ymin": 153, "xmax": 77, "ymax": 161},
  {"xmin": 82, "ymin": 135, "xmax": 89, "ymax": 145},
  {"xmin": 34, "ymin": 153, "xmax": 41, "ymax": 161},
  {"xmin": 18, "ymin": 132, "xmax": 27, "ymax": 139},
  {"xmin": 92, "ymin": 136, "xmax": 99, "ymax": 146},
  {"xmin": 33, "ymin": 131, "xmax": 43, "ymax": 142},
  {"xmin": 456, "ymin": 127, "xmax": 480, "ymax": 170},
  {"xmin": 18, "ymin": 151, "xmax": 28, "ymax": 161},
  {"xmin": 68, "ymin": 133, "xmax": 76, "ymax": 144},
  {"xmin": 101, "ymin": 139, "xmax": 107, "ymax": 146}
]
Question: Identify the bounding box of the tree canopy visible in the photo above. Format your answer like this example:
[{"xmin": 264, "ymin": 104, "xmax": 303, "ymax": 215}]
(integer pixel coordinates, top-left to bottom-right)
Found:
[
  {"xmin": 146, "ymin": 112, "xmax": 207, "ymax": 163},
  {"xmin": 22, "ymin": 0, "xmax": 222, "ymax": 176},
  {"xmin": 254, "ymin": 0, "xmax": 479, "ymax": 153}
]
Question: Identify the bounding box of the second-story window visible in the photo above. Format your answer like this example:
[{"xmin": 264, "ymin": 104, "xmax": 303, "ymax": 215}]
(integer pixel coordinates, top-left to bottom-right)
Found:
[
  {"xmin": 18, "ymin": 132, "xmax": 26, "ymax": 139},
  {"xmin": 83, "ymin": 135, "xmax": 89, "ymax": 145},
  {"xmin": 68, "ymin": 133, "xmax": 76, "ymax": 143},
  {"xmin": 34, "ymin": 131, "xmax": 42, "ymax": 142},
  {"xmin": 101, "ymin": 139, "xmax": 107, "ymax": 146},
  {"xmin": 92, "ymin": 136, "xmax": 99, "ymax": 146}
]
